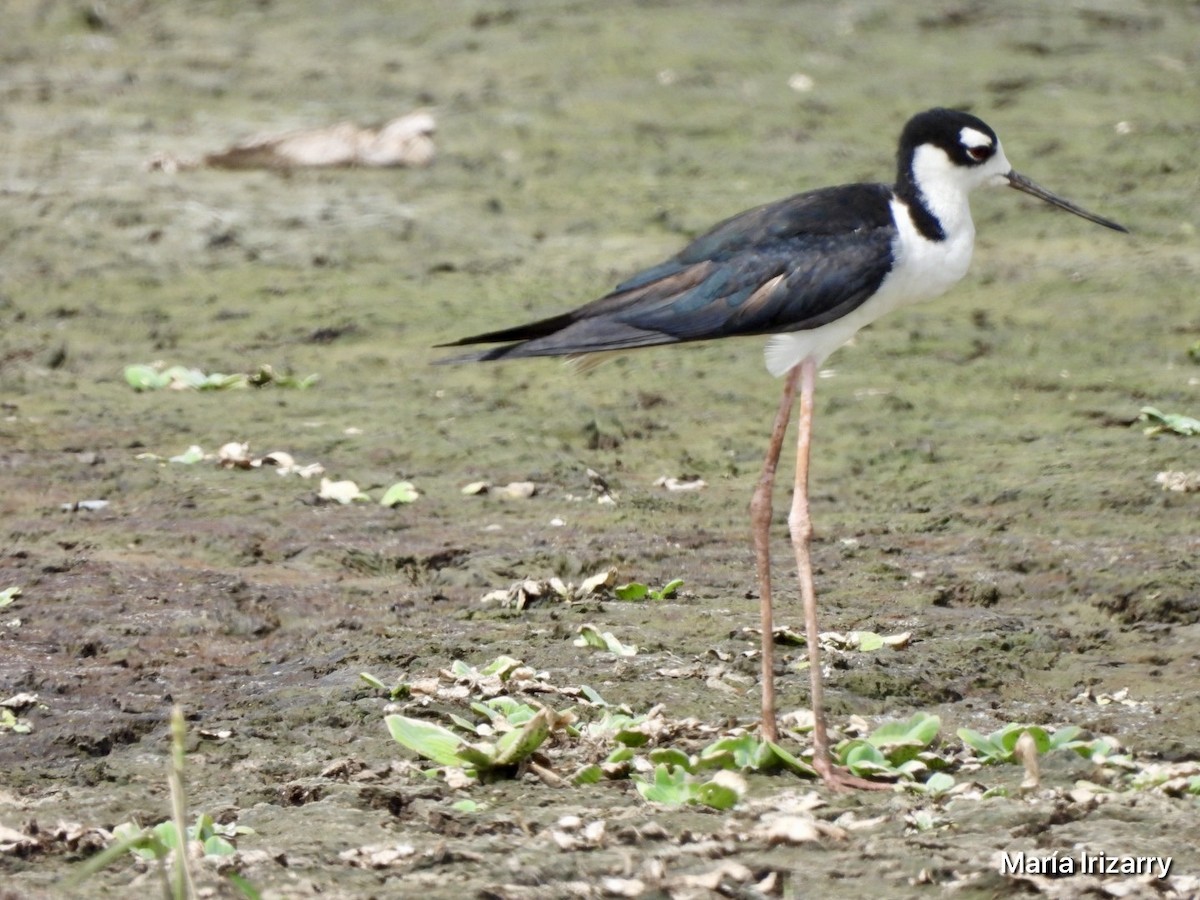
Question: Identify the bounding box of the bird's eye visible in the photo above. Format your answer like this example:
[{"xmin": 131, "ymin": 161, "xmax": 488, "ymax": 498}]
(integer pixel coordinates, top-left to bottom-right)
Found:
[{"xmin": 967, "ymin": 145, "xmax": 993, "ymax": 162}]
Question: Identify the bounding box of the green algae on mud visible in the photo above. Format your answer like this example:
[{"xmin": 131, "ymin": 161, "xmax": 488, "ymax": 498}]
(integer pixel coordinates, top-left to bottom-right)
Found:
[{"xmin": 2, "ymin": 1, "xmax": 1199, "ymax": 897}]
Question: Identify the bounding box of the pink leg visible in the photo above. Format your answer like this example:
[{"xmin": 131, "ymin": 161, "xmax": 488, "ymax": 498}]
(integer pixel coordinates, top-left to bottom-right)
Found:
[
  {"xmin": 750, "ymin": 366, "xmax": 800, "ymax": 744},
  {"xmin": 789, "ymin": 358, "xmax": 889, "ymax": 790}
]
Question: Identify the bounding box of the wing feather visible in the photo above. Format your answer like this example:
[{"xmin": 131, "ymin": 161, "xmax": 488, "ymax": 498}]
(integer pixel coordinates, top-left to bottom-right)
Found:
[{"xmin": 438, "ymin": 182, "xmax": 897, "ymax": 363}]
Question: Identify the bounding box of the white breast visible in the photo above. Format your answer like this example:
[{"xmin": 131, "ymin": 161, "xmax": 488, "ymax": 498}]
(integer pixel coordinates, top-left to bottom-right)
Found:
[{"xmin": 764, "ymin": 193, "xmax": 976, "ymax": 377}]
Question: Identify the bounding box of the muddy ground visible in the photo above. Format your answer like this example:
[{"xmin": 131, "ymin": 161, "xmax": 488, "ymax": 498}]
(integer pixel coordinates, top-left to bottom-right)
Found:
[{"xmin": 2, "ymin": 1, "xmax": 1199, "ymax": 898}]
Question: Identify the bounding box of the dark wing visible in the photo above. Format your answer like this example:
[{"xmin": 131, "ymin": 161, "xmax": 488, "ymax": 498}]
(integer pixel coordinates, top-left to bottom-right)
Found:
[{"xmin": 437, "ymin": 183, "xmax": 896, "ymax": 362}]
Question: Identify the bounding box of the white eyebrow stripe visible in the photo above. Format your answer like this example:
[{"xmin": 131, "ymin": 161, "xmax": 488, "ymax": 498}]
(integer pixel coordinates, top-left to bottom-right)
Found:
[{"xmin": 959, "ymin": 126, "xmax": 993, "ymax": 148}]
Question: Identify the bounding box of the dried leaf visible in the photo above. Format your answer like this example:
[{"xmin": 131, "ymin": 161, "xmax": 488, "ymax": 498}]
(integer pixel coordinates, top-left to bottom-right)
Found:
[
  {"xmin": 654, "ymin": 475, "xmax": 708, "ymax": 491},
  {"xmin": 578, "ymin": 569, "xmax": 615, "ymax": 595},
  {"xmin": 218, "ymin": 442, "xmax": 252, "ymax": 468},
  {"xmin": 318, "ymin": 478, "xmax": 369, "ymax": 504},
  {"xmin": 148, "ymin": 111, "xmax": 436, "ymax": 172},
  {"xmin": 493, "ymin": 481, "xmax": 536, "ymax": 500},
  {"xmin": 1156, "ymin": 470, "xmax": 1200, "ymax": 492},
  {"xmin": 337, "ymin": 843, "xmax": 416, "ymax": 868},
  {"xmin": 259, "ymin": 451, "xmax": 294, "ymax": 469}
]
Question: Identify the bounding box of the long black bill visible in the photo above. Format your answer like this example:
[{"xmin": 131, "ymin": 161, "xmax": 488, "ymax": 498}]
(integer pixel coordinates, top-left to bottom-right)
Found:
[{"xmin": 1006, "ymin": 171, "xmax": 1128, "ymax": 233}]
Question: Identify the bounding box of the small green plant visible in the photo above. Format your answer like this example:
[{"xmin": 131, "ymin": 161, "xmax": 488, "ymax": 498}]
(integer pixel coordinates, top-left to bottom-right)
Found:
[
  {"xmin": 69, "ymin": 706, "xmax": 260, "ymax": 899},
  {"xmin": 0, "ymin": 586, "xmax": 20, "ymax": 608},
  {"xmin": 648, "ymin": 732, "xmax": 817, "ymax": 779},
  {"xmin": 957, "ymin": 723, "xmax": 1089, "ymax": 764},
  {"xmin": 380, "ymin": 481, "xmax": 419, "ymax": 506},
  {"xmin": 359, "ymin": 671, "xmax": 410, "ymax": 700},
  {"xmin": 632, "ymin": 764, "xmax": 743, "ymax": 810},
  {"xmin": 835, "ymin": 712, "xmax": 942, "ymax": 781},
  {"xmin": 385, "ymin": 703, "xmax": 560, "ymax": 778},
  {"xmin": 111, "ymin": 813, "xmax": 253, "ymax": 861},
  {"xmin": 820, "ymin": 630, "xmax": 911, "ymax": 652},
  {"xmin": 905, "ymin": 771, "xmax": 956, "ymax": 798},
  {"xmin": 1137, "ymin": 406, "xmax": 1200, "ymax": 436},
  {"xmin": 614, "ymin": 578, "xmax": 684, "ymax": 601},
  {"xmin": 0, "ymin": 707, "xmax": 32, "ymax": 734},
  {"xmin": 124, "ymin": 362, "xmax": 318, "ymax": 392},
  {"xmin": 573, "ymin": 624, "xmax": 637, "ymax": 656},
  {"xmin": 1129, "ymin": 765, "xmax": 1200, "ymax": 795}
]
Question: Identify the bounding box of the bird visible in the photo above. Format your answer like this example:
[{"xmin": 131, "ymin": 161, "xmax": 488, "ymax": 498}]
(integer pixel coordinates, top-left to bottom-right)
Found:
[{"xmin": 437, "ymin": 107, "xmax": 1127, "ymax": 789}]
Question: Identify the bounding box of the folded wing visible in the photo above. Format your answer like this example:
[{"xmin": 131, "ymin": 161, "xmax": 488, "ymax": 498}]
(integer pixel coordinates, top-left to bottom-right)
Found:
[{"xmin": 438, "ymin": 183, "xmax": 897, "ymax": 362}]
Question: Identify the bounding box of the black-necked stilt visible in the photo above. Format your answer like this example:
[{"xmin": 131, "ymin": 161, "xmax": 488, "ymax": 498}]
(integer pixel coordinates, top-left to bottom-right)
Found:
[{"xmin": 438, "ymin": 107, "xmax": 1127, "ymax": 789}]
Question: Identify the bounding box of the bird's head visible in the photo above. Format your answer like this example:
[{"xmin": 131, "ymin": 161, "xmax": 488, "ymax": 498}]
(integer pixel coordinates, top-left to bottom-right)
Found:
[{"xmin": 899, "ymin": 107, "xmax": 1127, "ymax": 232}]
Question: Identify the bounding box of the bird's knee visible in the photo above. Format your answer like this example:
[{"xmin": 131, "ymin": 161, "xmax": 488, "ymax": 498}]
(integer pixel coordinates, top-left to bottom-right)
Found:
[
  {"xmin": 787, "ymin": 506, "xmax": 813, "ymax": 543},
  {"xmin": 749, "ymin": 482, "xmax": 772, "ymax": 524}
]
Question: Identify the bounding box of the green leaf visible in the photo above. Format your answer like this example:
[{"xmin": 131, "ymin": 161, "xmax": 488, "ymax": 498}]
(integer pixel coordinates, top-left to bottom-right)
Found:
[
  {"xmin": 868, "ymin": 713, "xmax": 940, "ymax": 753},
  {"xmin": 692, "ymin": 779, "xmax": 740, "ymax": 810},
  {"xmin": 572, "ymin": 764, "xmax": 604, "ymax": 785},
  {"xmin": 479, "ymin": 656, "xmax": 524, "ymax": 679},
  {"xmin": 612, "ymin": 726, "xmax": 650, "ymax": 747},
  {"xmin": 923, "ymin": 772, "xmax": 956, "ymax": 796},
  {"xmin": 0, "ymin": 708, "xmax": 27, "ymax": 733},
  {"xmin": 451, "ymin": 799, "xmax": 480, "ymax": 813},
  {"xmin": 579, "ymin": 684, "xmax": 608, "ymax": 706},
  {"xmin": 958, "ymin": 723, "xmax": 1056, "ymax": 763},
  {"xmin": 634, "ymin": 764, "xmax": 690, "ymax": 805},
  {"xmin": 359, "ymin": 672, "xmax": 388, "ymax": 691},
  {"xmin": 998, "ymin": 724, "xmax": 1049, "ymax": 756},
  {"xmin": 572, "ymin": 624, "xmax": 637, "ymax": 656},
  {"xmin": 493, "ymin": 708, "xmax": 551, "ymax": 765},
  {"xmin": 840, "ymin": 740, "xmax": 891, "ymax": 776},
  {"xmin": 380, "ymin": 481, "xmax": 420, "ymax": 507},
  {"xmin": 957, "ymin": 727, "xmax": 1004, "ymax": 761},
  {"xmin": 1138, "ymin": 406, "xmax": 1200, "ymax": 436},
  {"xmin": 573, "ymin": 624, "xmax": 607, "ymax": 650},
  {"xmin": 614, "ymin": 582, "xmax": 649, "ymax": 601},
  {"xmin": 481, "ymin": 697, "xmax": 528, "ymax": 719},
  {"xmin": 698, "ymin": 734, "xmax": 759, "ymax": 771},
  {"xmin": 763, "ymin": 740, "xmax": 819, "ymax": 778},
  {"xmin": 124, "ymin": 364, "xmax": 171, "ymax": 391},
  {"xmin": 855, "ymin": 631, "xmax": 885, "ymax": 652},
  {"xmin": 201, "ymin": 834, "xmax": 237, "ymax": 856},
  {"xmin": 385, "ymin": 714, "xmax": 467, "ymax": 767},
  {"xmin": 648, "ymin": 747, "xmax": 694, "ymax": 772},
  {"xmin": 169, "ymin": 445, "xmax": 207, "ymax": 465},
  {"xmin": 605, "ymin": 746, "xmax": 635, "ymax": 764},
  {"xmin": 653, "ymin": 578, "xmax": 684, "ymax": 599},
  {"xmin": 1047, "ymin": 725, "xmax": 1083, "ymax": 751},
  {"xmin": 447, "ymin": 713, "xmax": 479, "ymax": 734},
  {"xmin": 455, "ymin": 742, "xmax": 498, "ymax": 769},
  {"xmin": 151, "ymin": 820, "xmax": 182, "ymax": 851},
  {"xmin": 199, "ymin": 372, "xmax": 246, "ymax": 390},
  {"xmin": 0, "ymin": 586, "xmax": 20, "ymax": 608},
  {"xmin": 112, "ymin": 822, "xmax": 168, "ymax": 861}
]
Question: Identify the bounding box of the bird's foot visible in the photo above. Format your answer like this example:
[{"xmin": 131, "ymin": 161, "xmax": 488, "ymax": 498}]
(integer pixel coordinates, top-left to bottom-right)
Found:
[{"xmin": 813, "ymin": 757, "xmax": 895, "ymax": 792}]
